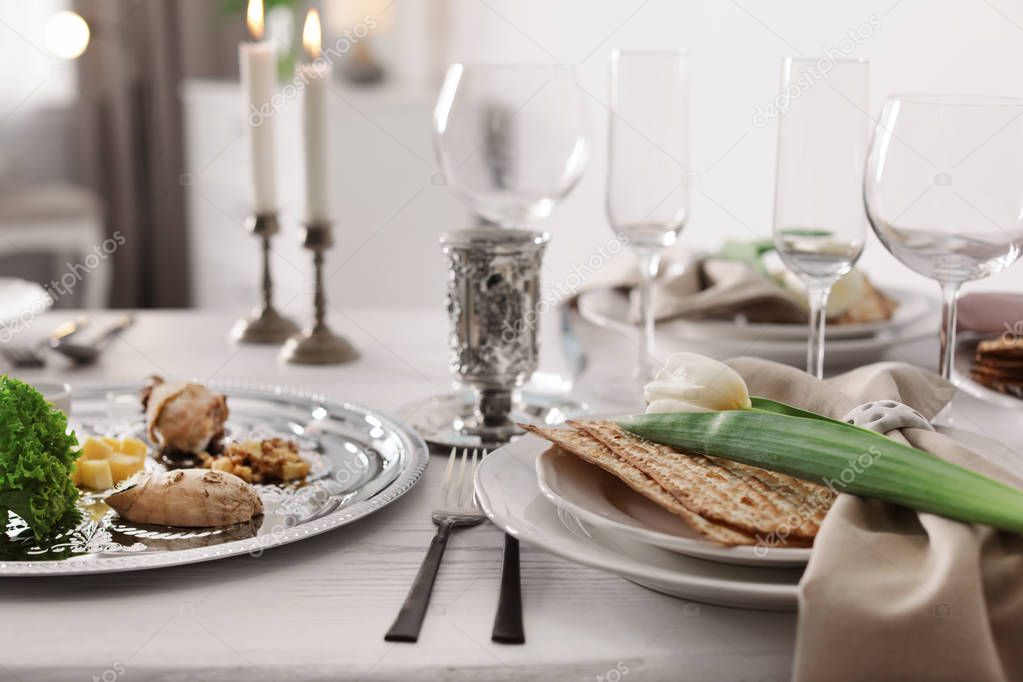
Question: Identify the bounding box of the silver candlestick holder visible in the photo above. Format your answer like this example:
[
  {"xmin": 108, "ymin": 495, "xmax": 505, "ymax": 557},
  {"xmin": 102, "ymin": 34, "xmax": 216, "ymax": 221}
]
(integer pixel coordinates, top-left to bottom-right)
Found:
[
  {"xmin": 402, "ymin": 227, "xmax": 586, "ymax": 451},
  {"xmin": 232, "ymin": 212, "xmax": 300, "ymax": 344},
  {"xmin": 280, "ymin": 221, "xmax": 359, "ymax": 365}
]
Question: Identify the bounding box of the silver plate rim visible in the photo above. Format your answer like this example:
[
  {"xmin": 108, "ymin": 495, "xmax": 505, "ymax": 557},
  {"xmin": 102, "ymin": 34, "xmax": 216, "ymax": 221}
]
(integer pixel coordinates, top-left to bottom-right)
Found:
[{"xmin": 0, "ymin": 380, "xmax": 430, "ymax": 577}]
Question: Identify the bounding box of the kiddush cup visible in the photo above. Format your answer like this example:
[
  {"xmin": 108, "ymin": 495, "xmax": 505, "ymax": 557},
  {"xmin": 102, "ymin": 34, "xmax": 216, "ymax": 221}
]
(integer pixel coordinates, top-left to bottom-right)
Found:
[{"xmin": 441, "ymin": 227, "xmax": 549, "ymax": 444}]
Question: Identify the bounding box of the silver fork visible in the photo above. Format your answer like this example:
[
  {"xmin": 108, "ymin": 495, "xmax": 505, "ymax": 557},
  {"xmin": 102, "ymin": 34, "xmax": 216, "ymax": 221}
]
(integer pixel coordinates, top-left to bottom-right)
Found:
[{"xmin": 385, "ymin": 447, "xmax": 485, "ymax": 643}]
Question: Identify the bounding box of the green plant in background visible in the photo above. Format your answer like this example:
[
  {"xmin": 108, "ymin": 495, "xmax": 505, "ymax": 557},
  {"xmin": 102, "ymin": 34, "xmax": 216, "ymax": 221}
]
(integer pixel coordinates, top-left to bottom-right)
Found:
[
  {"xmin": 715, "ymin": 239, "xmax": 775, "ymax": 277},
  {"xmin": 221, "ymin": 0, "xmax": 301, "ymax": 80},
  {"xmin": 220, "ymin": 0, "xmax": 298, "ymax": 16},
  {"xmin": 0, "ymin": 376, "xmax": 81, "ymax": 541}
]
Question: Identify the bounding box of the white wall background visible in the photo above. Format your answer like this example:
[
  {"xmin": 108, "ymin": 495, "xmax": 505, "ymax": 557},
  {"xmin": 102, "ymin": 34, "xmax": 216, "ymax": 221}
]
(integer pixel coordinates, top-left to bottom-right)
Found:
[
  {"xmin": 184, "ymin": 0, "xmax": 1023, "ymax": 315},
  {"xmin": 439, "ymin": 0, "xmax": 1023, "ymax": 297}
]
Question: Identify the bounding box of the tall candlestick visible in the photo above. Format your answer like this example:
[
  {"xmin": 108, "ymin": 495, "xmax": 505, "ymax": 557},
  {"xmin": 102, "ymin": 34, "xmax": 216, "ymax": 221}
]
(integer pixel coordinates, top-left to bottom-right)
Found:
[
  {"xmin": 239, "ymin": 0, "xmax": 277, "ymax": 213},
  {"xmin": 299, "ymin": 8, "xmax": 331, "ymax": 223},
  {"xmin": 232, "ymin": 0, "xmax": 298, "ymax": 345},
  {"xmin": 281, "ymin": 10, "xmax": 355, "ymax": 365}
]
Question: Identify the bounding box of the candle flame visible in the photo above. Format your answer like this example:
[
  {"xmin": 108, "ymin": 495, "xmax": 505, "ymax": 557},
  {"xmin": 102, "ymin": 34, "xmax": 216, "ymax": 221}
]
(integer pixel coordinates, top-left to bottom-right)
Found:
[
  {"xmin": 302, "ymin": 8, "xmax": 322, "ymax": 60},
  {"xmin": 246, "ymin": 0, "xmax": 264, "ymax": 40}
]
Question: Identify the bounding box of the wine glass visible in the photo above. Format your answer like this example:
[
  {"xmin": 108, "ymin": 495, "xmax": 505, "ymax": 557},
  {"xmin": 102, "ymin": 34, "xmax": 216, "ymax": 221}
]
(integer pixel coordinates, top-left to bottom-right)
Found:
[
  {"xmin": 426, "ymin": 63, "xmax": 590, "ymax": 447},
  {"xmin": 773, "ymin": 58, "xmax": 869, "ymax": 379},
  {"xmin": 434, "ymin": 64, "xmax": 590, "ymax": 226},
  {"xmin": 864, "ymin": 95, "xmax": 1023, "ymax": 379},
  {"xmin": 606, "ymin": 49, "xmax": 689, "ymax": 391}
]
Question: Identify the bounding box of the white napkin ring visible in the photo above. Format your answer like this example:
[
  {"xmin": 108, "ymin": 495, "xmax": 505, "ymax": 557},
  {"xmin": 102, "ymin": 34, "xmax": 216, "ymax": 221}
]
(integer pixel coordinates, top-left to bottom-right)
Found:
[{"xmin": 841, "ymin": 401, "xmax": 935, "ymax": 435}]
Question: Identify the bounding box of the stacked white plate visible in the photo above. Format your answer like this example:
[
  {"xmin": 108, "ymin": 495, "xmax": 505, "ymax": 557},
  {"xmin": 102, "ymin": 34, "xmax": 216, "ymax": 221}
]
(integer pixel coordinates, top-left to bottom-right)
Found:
[
  {"xmin": 573, "ymin": 286, "xmax": 936, "ymax": 368},
  {"xmin": 475, "ymin": 433, "xmax": 804, "ymax": 611},
  {"xmin": 475, "ymin": 426, "xmax": 1012, "ymax": 611}
]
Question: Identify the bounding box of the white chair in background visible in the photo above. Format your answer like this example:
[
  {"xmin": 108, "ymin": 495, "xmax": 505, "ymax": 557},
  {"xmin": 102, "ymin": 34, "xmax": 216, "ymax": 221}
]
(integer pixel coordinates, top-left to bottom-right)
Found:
[{"xmin": 0, "ymin": 184, "xmax": 109, "ymax": 309}]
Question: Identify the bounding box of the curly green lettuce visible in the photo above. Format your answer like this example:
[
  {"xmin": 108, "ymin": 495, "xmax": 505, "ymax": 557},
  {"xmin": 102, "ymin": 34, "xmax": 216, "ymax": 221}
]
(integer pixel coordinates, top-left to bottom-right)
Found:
[{"xmin": 0, "ymin": 376, "xmax": 80, "ymax": 540}]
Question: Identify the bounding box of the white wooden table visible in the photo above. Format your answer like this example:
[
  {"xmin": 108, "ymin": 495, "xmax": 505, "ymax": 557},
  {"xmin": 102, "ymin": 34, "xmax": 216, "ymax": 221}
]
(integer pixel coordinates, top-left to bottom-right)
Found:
[{"xmin": 1, "ymin": 309, "xmax": 1015, "ymax": 681}]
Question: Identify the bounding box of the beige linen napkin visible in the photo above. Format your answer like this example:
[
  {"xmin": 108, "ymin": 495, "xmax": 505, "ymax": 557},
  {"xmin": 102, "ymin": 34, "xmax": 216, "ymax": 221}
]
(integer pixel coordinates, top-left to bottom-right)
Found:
[
  {"xmin": 575, "ymin": 253, "xmax": 808, "ymax": 323},
  {"xmin": 729, "ymin": 357, "xmax": 1023, "ymax": 682},
  {"xmin": 630, "ymin": 258, "xmax": 807, "ymax": 324}
]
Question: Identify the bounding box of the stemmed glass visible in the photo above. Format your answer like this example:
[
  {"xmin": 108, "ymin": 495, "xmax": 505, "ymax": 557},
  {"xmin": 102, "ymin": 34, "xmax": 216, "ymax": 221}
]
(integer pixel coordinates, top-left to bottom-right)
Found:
[
  {"xmin": 606, "ymin": 49, "xmax": 689, "ymax": 390},
  {"xmin": 427, "ymin": 63, "xmax": 590, "ymax": 446},
  {"xmin": 434, "ymin": 64, "xmax": 590, "ymax": 226},
  {"xmin": 773, "ymin": 58, "xmax": 869, "ymax": 379},
  {"xmin": 864, "ymin": 95, "xmax": 1023, "ymax": 379}
]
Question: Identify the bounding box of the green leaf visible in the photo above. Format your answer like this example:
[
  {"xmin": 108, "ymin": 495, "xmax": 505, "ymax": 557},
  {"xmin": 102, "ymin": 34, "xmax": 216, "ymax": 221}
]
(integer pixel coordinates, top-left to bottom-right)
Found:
[
  {"xmin": 749, "ymin": 396, "xmax": 849, "ymax": 425},
  {"xmin": 618, "ymin": 410, "xmax": 1023, "ymax": 534},
  {"xmin": 715, "ymin": 240, "xmax": 775, "ymax": 277},
  {"xmin": 0, "ymin": 376, "xmax": 80, "ymax": 540}
]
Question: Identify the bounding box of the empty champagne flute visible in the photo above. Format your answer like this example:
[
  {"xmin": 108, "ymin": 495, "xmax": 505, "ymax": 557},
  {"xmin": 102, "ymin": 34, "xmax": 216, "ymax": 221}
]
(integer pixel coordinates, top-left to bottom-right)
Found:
[
  {"xmin": 606, "ymin": 49, "xmax": 689, "ymax": 393},
  {"xmin": 772, "ymin": 58, "xmax": 869, "ymax": 379},
  {"xmin": 864, "ymin": 95, "xmax": 1023, "ymax": 379}
]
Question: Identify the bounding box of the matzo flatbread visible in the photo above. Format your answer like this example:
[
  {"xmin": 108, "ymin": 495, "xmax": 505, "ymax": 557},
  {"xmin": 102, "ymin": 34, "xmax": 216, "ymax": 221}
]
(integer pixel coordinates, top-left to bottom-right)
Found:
[
  {"xmin": 572, "ymin": 420, "xmax": 832, "ymax": 540},
  {"xmin": 523, "ymin": 424, "xmax": 756, "ymax": 546}
]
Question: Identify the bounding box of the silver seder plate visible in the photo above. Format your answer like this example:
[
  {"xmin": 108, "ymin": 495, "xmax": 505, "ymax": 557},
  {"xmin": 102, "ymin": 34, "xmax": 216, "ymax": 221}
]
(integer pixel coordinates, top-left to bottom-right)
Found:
[{"xmin": 0, "ymin": 382, "xmax": 429, "ymax": 576}]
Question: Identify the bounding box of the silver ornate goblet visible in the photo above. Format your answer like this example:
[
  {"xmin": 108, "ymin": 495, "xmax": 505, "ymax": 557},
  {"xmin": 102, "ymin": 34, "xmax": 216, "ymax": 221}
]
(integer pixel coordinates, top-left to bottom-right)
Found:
[
  {"xmin": 445, "ymin": 228, "xmax": 547, "ymax": 443},
  {"xmin": 403, "ymin": 228, "xmax": 585, "ymax": 451},
  {"xmin": 405, "ymin": 63, "xmax": 590, "ymax": 450}
]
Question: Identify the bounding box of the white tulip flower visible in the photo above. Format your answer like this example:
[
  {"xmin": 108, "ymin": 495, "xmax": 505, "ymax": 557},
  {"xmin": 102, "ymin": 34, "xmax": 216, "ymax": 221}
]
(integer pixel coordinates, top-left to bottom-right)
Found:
[{"xmin": 644, "ymin": 352, "xmax": 752, "ymax": 414}]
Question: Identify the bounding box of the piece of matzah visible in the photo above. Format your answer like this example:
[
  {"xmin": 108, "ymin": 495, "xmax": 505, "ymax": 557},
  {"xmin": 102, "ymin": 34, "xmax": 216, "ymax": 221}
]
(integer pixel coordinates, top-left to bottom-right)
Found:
[
  {"xmin": 523, "ymin": 424, "xmax": 757, "ymax": 546},
  {"xmin": 572, "ymin": 420, "xmax": 832, "ymax": 541}
]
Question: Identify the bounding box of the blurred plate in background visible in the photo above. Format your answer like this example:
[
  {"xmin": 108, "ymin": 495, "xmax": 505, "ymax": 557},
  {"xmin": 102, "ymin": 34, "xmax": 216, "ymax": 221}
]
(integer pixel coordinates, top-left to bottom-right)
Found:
[
  {"xmin": 0, "ymin": 278, "xmax": 52, "ymax": 329},
  {"xmin": 577, "ymin": 286, "xmax": 933, "ymax": 341}
]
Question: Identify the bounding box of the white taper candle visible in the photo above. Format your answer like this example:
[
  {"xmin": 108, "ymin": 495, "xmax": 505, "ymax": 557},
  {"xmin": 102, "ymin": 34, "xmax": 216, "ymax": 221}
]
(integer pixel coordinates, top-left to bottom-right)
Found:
[
  {"xmin": 239, "ymin": 0, "xmax": 278, "ymax": 214},
  {"xmin": 299, "ymin": 9, "xmax": 331, "ymax": 223}
]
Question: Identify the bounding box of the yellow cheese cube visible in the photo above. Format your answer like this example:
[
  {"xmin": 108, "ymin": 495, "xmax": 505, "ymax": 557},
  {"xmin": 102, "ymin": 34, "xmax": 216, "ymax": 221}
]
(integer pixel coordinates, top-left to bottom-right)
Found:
[
  {"xmin": 78, "ymin": 459, "xmax": 114, "ymax": 490},
  {"xmin": 120, "ymin": 437, "xmax": 148, "ymax": 457},
  {"xmin": 108, "ymin": 453, "xmax": 145, "ymax": 483},
  {"xmin": 123, "ymin": 452, "xmax": 147, "ymax": 466},
  {"xmin": 101, "ymin": 436, "xmax": 121, "ymax": 450},
  {"xmin": 70, "ymin": 461, "xmax": 81, "ymax": 486},
  {"xmin": 81, "ymin": 438, "xmax": 114, "ymax": 460}
]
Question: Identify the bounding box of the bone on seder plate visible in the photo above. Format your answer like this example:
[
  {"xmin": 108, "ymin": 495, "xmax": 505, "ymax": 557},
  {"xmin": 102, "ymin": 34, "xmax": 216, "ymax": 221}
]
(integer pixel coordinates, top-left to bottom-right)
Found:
[
  {"xmin": 140, "ymin": 376, "xmax": 310, "ymax": 483},
  {"xmin": 142, "ymin": 376, "xmax": 228, "ymax": 466}
]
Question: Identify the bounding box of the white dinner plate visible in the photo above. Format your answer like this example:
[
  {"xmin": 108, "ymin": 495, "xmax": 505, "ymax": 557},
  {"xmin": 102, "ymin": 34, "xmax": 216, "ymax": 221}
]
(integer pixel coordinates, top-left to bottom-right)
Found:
[
  {"xmin": 535, "ymin": 445, "xmax": 810, "ymax": 567},
  {"xmin": 476, "ymin": 424, "xmax": 1018, "ymax": 610},
  {"xmin": 577, "ymin": 286, "xmax": 933, "ymax": 342},
  {"xmin": 475, "ymin": 433, "xmax": 803, "ymax": 610},
  {"xmin": 568, "ymin": 302, "xmax": 934, "ymax": 370}
]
